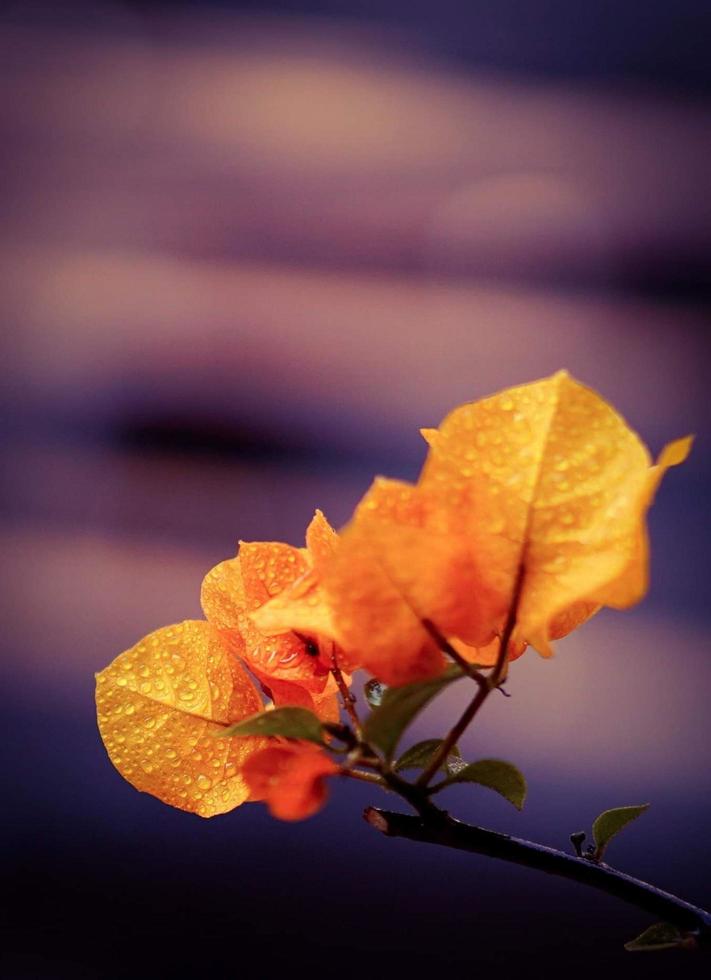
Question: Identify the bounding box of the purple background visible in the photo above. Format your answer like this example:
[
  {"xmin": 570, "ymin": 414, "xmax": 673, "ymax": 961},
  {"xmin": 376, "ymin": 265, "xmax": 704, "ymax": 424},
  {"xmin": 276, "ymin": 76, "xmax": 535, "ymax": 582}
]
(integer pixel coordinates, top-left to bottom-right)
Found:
[{"xmin": 2, "ymin": 2, "xmax": 710, "ymax": 977}]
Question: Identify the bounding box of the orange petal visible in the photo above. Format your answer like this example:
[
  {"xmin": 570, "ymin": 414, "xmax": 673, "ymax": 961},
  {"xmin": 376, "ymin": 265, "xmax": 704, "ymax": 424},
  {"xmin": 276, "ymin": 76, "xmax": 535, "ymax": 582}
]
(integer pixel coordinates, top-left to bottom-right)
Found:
[
  {"xmin": 310, "ymin": 476, "xmax": 511, "ymax": 686},
  {"xmin": 251, "ymin": 513, "xmax": 339, "ymax": 642},
  {"xmin": 242, "ymin": 743, "xmax": 339, "ymax": 821},
  {"xmin": 583, "ymin": 436, "xmax": 694, "ymax": 612},
  {"xmin": 95, "ymin": 621, "xmax": 266, "ymax": 817},
  {"xmin": 239, "ymin": 541, "xmax": 309, "ymax": 607},
  {"xmin": 305, "ymin": 509, "xmax": 339, "ymax": 575},
  {"xmin": 318, "ymin": 516, "xmax": 445, "ymax": 685},
  {"xmin": 202, "ymin": 550, "xmax": 330, "ymax": 693},
  {"xmin": 353, "ymin": 478, "xmax": 499, "ymax": 646},
  {"xmin": 450, "ymin": 634, "xmax": 528, "ymax": 668},
  {"xmin": 245, "ymin": 629, "xmax": 331, "ymax": 694},
  {"xmin": 549, "ymin": 600, "xmax": 600, "ymax": 641},
  {"xmin": 250, "ymin": 581, "xmax": 339, "ymax": 646},
  {"xmin": 255, "ymin": 672, "xmax": 343, "ymax": 722},
  {"xmin": 311, "ymin": 690, "xmax": 341, "ymax": 724},
  {"xmin": 420, "ymin": 371, "xmax": 691, "ymax": 656}
]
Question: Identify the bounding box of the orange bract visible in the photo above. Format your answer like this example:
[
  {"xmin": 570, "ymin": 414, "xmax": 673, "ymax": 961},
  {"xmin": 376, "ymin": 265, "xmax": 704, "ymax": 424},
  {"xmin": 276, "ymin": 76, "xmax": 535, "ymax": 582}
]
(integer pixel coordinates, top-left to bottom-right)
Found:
[
  {"xmin": 201, "ymin": 511, "xmax": 342, "ymax": 716},
  {"xmin": 253, "ymin": 372, "xmax": 690, "ymax": 684},
  {"xmin": 96, "ymin": 512, "xmax": 345, "ymax": 817},
  {"xmin": 420, "ymin": 371, "xmax": 692, "ymax": 656},
  {"xmin": 95, "ymin": 621, "xmax": 266, "ymax": 817},
  {"xmin": 242, "ymin": 742, "xmax": 339, "ymax": 821}
]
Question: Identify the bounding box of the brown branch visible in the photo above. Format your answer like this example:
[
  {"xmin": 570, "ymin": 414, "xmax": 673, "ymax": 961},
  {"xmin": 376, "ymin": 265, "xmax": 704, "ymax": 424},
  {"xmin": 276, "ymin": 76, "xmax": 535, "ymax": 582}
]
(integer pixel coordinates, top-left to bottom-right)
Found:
[
  {"xmin": 330, "ymin": 650, "xmax": 362, "ymax": 737},
  {"xmin": 340, "ymin": 769, "xmax": 384, "ymax": 786},
  {"xmin": 416, "ymin": 562, "xmax": 527, "ymax": 788},
  {"xmin": 415, "ymin": 681, "xmax": 490, "ymax": 788},
  {"xmin": 364, "ymin": 807, "xmax": 711, "ymax": 943},
  {"xmin": 421, "ymin": 619, "xmax": 487, "ymax": 689}
]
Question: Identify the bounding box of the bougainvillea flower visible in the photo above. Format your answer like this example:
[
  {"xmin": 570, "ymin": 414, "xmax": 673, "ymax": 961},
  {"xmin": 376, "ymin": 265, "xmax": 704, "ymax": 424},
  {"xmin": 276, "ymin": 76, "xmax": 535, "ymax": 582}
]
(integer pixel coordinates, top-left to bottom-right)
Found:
[
  {"xmin": 95, "ymin": 620, "xmax": 267, "ymax": 817},
  {"xmin": 201, "ymin": 510, "xmax": 344, "ymax": 718},
  {"xmin": 253, "ymin": 372, "xmax": 690, "ymax": 684},
  {"xmin": 242, "ymin": 742, "xmax": 340, "ymax": 821},
  {"xmin": 255, "ymin": 478, "xmax": 517, "ymax": 685},
  {"xmin": 419, "ymin": 370, "xmax": 692, "ymax": 656},
  {"xmin": 249, "ymin": 509, "xmax": 340, "ymax": 650}
]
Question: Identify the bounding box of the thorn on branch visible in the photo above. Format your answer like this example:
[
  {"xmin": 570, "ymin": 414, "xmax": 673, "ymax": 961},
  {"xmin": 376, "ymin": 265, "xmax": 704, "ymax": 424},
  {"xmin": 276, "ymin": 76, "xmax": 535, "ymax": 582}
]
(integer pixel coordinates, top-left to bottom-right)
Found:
[{"xmin": 570, "ymin": 831, "xmax": 586, "ymax": 857}]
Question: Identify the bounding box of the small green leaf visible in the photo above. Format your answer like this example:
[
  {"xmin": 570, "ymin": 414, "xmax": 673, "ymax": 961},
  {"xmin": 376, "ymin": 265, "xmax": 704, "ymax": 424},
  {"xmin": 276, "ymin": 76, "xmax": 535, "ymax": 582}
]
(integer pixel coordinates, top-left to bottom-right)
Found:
[
  {"xmin": 364, "ymin": 678, "xmax": 387, "ymax": 708},
  {"xmin": 217, "ymin": 707, "xmax": 324, "ymax": 744},
  {"xmin": 442, "ymin": 758, "xmax": 527, "ymax": 810},
  {"xmin": 393, "ymin": 739, "xmax": 461, "ymax": 773},
  {"xmin": 592, "ymin": 804, "xmax": 649, "ymax": 859},
  {"xmin": 363, "ymin": 666, "xmax": 464, "ymax": 759},
  {"xmin": 624, "ymin": 922, "xmax": 685, "ymax": 952}
]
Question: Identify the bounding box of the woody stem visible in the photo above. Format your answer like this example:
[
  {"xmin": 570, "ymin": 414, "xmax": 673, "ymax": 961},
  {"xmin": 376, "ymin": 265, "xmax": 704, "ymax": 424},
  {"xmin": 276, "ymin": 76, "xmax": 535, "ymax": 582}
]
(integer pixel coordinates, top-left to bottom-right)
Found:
[
  {"xmin": 421, "ymin": 619, "xmax": 487, "ymax": 689},
  {"xmin": 341, "ymin": 769, "xmax": 385, "ymax": 786},
  {"xmin": 363, "ymin": 807, "xmax": 711, "ymax": 945}
]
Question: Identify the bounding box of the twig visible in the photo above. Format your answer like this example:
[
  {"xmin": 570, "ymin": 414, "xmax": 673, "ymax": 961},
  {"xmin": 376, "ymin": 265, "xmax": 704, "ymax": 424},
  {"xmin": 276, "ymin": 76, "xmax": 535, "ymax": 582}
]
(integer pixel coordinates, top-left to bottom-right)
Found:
[
  {"xmin": 415, "ymin": 680, "xmax": 490, "ymax": 788},
  {"xmin": 421, "ymin": 619, "xmax": 487, "ymax": 690},
  {"xmin": 364, "ymin": 807, "xmax": 711, "ymax": 943},
  {"xmin": 416, "ymin": 562, "xmax": 527, "ymax": 787},
  {"xmin": 340, "ymin": 769, "xmax": 384, "ymax": 786},
  {"xmin": 330, "ymin": 649, "xmax": 362, "ymax": 737}
]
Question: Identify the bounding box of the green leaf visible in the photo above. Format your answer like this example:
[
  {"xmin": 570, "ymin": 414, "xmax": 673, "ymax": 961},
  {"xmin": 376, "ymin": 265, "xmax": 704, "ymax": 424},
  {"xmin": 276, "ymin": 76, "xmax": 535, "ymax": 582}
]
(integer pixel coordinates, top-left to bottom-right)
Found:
[
  {"xmin": 592, "ymin": 804, "xmax": 649, "ymax": 859},
  {"xmin": 217, "ymin": 707, "xmax": 324, "ymax": 744},
  {"xmin": 363, "ymin": 666, "xmax": 464, "ymax": 759},
  {"xmin": 393, "ymin": 739, "xmax": 462, "ymax": 774},
  {"xmin": 624, "ymin": 922, "xmax": 685, "ymax": 952},
  {"xmin": 364, "ymin": 678, "xmax": 387, "ymax": 708},
  {"xmin": 442, "ymin": 758, "xmax": 527, "ymax": 810}
]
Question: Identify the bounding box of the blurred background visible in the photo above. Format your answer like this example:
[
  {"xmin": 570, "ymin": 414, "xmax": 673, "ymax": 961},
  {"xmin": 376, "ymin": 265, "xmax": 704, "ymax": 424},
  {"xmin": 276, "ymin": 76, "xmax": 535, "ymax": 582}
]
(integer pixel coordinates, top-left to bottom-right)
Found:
[{"xmin": 2, "ymin": 1, "xmax": 710, "ymax": 977}]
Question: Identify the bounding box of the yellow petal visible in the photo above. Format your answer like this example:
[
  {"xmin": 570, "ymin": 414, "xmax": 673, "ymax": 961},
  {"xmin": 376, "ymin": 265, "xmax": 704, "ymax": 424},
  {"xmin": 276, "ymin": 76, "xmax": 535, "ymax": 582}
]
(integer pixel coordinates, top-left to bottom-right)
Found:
[
  {"xmin": 420, "ymin": 371, "xmax": 690, "ymax": 655},
  {"xmin": 95, "ymin": 620, "xmax": 265, "ymax": 817},
  {"xmin": 581, "ymin": 435, "xmax": 693, "ymax": 612}
]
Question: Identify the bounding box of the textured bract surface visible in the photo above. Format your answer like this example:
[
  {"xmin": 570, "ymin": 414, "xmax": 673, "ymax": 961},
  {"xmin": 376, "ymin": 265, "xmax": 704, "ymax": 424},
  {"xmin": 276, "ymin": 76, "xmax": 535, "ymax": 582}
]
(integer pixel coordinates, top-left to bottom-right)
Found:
[
  {"xmin": 201, "ymin": 511, "xmax": 342, "ymax": 713},
  {"xmin": 242, "ymin": 742, "xmax": 339, "ymax": 821},
  {"xmin": 95, "ymin": 374, "xmax": 692, "ymax": 823},
  {"xmin": 420, "ymin": 371, "xmax": 691, "ymax": 655},
  {"xmin": 253, "ymin": 371, "xmax": 690, "ymax": 683},
  {"xmin": 95, "ymin": 620, "xmax": 265, "ymax": 817}
]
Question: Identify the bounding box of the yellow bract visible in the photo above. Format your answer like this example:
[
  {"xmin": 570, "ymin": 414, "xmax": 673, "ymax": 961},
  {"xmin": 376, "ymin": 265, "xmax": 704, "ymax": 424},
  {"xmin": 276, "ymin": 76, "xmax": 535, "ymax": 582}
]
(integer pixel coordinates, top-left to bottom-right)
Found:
[
  {"xmin": 95, "ymin": 620, "xmax": 265, "ymax": 817},
  {"xmin": 420, "ymin": 371, "xmax": 692, "ymax": 655}
]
